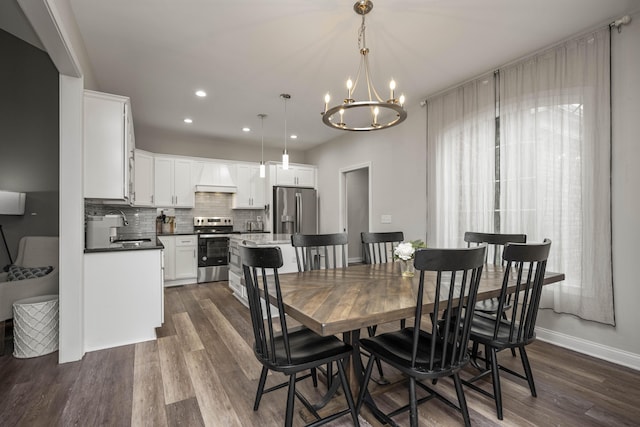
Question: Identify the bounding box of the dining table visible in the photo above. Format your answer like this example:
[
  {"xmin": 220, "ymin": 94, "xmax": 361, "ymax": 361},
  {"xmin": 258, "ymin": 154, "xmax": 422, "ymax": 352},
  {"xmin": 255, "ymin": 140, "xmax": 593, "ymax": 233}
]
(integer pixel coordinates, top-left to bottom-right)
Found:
[{"xmin": 272, "ymin": 261, "xmax": 566, "ymax": 401}]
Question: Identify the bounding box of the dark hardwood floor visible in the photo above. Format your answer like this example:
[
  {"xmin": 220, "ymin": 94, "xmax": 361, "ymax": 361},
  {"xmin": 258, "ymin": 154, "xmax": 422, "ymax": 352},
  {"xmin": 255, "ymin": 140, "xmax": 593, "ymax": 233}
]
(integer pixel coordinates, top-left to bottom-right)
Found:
[{"xmin": 1, "ymin": 281, "xmax": 639, "ymax": 426}]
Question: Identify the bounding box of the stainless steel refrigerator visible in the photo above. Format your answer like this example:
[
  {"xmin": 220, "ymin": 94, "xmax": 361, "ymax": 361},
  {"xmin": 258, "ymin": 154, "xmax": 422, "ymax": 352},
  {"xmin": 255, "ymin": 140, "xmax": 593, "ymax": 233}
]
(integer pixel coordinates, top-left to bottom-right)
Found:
[{"xmin": 272, "ymin": 186, "xmax": 317, "ymax": 234}]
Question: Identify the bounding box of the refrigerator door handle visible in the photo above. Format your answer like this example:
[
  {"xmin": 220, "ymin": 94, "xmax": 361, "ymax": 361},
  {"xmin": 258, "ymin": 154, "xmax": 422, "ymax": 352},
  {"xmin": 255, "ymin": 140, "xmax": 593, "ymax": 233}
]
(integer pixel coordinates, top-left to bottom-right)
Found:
[{"xmin": 295, "ymin": 192, "xmax": 302, "ymax": 234}]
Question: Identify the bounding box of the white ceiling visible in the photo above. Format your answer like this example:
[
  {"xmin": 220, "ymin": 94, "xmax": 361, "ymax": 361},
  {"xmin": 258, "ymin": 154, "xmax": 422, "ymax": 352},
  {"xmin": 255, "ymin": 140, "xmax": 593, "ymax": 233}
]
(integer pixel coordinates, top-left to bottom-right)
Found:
[{"xmin": 7, "ymin": 0, "xmax": 640, "ymax": 150}]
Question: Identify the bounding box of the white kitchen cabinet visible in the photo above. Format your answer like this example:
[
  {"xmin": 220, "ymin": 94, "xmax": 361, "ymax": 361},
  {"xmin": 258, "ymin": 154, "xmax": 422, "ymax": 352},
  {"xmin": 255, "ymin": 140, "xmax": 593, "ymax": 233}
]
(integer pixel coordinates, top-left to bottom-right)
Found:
[
  {"xmin": 234, "ymin": 164, "xmax": 265, "ymax": 209},
  {"xmin": 84, "ymin": 249, "xmax": 163, "ymax": 352},
  {"xmin": 158, "ymin": 235, "xmax": 197, "ymax": 286},
  {"xmin": 154, "ymin": 156, "xmax": 193, "ymax": 207},
  {"xmin": 133, "ymin": 150, "xmax": 154, "ymax": 206},
  {"xmin": 274, "ymin": 164, "xmax": 316, "ymax": 187},
  {"xmin": 192, "ymin": 160, "xmax": 237, "ymax": 192},
  {"xmin": 83, "ymin": 90, "xmax": 135, "ymax": 201}
]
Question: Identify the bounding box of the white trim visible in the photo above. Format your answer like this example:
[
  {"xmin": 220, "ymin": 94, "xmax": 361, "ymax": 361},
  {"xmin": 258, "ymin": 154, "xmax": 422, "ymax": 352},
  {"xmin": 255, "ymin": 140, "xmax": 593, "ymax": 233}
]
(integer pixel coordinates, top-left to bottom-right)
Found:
[
  {"xmin": 536, "ymin": 327, "xmax": 640, "ymax": 371},
  {"xmin": 339, "ymin": 162, "xmax": 373, "ymax": 233}
]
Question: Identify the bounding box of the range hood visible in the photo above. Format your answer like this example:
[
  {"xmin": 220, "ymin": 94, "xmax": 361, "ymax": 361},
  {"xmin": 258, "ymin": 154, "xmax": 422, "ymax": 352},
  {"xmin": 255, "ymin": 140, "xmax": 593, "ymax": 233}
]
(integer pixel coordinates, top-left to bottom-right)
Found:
[{"xmin": 194, "ymin": 162, "xmax": 237, "ymax": 193}]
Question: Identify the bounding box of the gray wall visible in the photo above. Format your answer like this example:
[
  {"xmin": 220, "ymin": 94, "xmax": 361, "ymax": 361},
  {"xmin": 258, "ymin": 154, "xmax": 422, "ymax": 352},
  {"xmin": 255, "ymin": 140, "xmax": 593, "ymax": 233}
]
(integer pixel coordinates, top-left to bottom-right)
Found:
[
  {"xmin": 0, "ymin": 29, "xmax": 59, "ymax": 267},
  {"xmin": 307, "ymin": 15, "xmax": 640, "ymax": 361}
]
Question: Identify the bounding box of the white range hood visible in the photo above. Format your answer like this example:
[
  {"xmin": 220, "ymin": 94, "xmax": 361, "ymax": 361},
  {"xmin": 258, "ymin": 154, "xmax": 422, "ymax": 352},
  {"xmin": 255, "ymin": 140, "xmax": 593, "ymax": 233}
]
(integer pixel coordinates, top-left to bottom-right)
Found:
[{"xmin": 194, "ymin": 161, "xmax": 237, "ymax": 193}]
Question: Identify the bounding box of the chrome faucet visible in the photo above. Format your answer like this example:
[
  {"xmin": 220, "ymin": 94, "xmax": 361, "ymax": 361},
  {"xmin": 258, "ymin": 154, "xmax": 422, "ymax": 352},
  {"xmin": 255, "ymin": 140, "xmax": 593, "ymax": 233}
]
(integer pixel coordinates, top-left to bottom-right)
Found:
[{"xmin": 108, "ymin": 210, "xmax": 129, "ymax": 226}]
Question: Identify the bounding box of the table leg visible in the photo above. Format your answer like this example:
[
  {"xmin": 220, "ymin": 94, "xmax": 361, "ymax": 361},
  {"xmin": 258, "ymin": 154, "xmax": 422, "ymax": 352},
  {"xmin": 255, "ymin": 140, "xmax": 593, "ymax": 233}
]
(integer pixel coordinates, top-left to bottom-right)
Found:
[{"xmin": 342, "ymin": 329, "xmax": 363, "ymax": 396}]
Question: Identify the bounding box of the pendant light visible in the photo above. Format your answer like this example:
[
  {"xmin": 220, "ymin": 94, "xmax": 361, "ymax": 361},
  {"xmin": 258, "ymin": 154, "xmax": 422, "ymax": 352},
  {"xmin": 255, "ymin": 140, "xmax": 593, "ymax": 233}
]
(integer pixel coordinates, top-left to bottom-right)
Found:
[
  {"xmin": 258, "ymin": 113, "xmax": 267, "ymax": 178},
  {"xmin": 280, "ymin": 93, "xmax": 290, "ymax": 170}
]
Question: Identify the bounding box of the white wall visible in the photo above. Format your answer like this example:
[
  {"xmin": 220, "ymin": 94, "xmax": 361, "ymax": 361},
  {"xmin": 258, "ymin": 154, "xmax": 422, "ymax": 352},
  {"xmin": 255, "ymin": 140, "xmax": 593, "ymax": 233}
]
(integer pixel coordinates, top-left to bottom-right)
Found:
[
  {"xmin": 307, "ymin": 99, "xmax": 427, "ymax": 243},
  {"xmin": 308, "ymin": 16, "xmax": 640, "ymax": 368}
]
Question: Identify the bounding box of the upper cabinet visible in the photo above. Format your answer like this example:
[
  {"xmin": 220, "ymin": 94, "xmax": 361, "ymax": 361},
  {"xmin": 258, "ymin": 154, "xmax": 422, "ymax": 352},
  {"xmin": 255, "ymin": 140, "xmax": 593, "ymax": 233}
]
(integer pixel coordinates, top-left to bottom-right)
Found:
[
  {"xmin": 83, "ymin": 90, "xmax": 134, "ymax": 201},
  {"xmin": 274, "ymin": 164, "xmax": 316, "ymax": 188},
  {"xmin": 133, "ymin": 150, "xmax": 154, "ymax": 206},
  {"xmin": 154, "ymin": 156, "xmax": 193, "ymax": 207},
  {"xmin": 234, "ymin": 164, "xmax": 265, "ymax": 209},
  {"xmin": 192, "ymin": 161, "xmax": 237, "ymax": 192}
]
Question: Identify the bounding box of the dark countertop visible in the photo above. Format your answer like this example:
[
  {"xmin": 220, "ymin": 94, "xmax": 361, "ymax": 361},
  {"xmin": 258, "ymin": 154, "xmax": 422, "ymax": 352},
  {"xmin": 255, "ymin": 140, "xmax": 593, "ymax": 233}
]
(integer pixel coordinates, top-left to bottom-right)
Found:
[{"xmin": 84, "ymin": 236, "xmax": 164, "ymax": 253}]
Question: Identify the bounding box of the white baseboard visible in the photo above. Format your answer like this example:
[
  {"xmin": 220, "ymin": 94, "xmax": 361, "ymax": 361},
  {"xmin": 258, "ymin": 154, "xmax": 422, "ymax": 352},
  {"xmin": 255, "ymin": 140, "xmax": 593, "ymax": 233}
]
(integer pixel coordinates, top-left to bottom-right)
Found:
[
  {"xmin": 348, "ymin": 256, "xmax": 363, "ymax": 263},
  {"xmin": 535, "ymin": 326, "xmax": 640, "ymax": 371}
]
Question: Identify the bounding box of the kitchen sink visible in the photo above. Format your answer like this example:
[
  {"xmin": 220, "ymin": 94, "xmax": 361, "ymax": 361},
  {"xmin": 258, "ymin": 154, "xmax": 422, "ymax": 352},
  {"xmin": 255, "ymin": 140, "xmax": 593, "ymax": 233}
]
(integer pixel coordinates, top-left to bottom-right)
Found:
[{"xmin": 111, "ymin": 238, "xmax": 152, "ymax": 248}]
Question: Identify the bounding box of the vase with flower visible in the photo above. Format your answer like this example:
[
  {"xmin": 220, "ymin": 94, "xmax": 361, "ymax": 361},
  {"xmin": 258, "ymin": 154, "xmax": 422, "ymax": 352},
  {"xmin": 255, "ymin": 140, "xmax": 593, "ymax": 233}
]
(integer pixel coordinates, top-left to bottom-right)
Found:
[{"xmin": 394, "ymin": 240, "xmax": 426, "ymax": 277}]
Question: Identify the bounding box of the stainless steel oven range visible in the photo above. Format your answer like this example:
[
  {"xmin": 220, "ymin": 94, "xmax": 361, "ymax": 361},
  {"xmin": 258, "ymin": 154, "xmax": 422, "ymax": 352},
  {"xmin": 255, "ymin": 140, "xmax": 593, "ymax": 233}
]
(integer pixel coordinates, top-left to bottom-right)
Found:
[{"xmin": 194, "ymin": 216, "xmax": 239, "ymax": 283}]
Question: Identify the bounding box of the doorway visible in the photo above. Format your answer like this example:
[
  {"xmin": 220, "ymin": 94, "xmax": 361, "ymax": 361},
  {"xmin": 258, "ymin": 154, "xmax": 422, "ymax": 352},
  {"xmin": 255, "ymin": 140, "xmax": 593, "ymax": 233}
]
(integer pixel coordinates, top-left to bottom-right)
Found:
[{"xmin": 340, "ymin": 164, "xmax": 371, "ymax": 264}]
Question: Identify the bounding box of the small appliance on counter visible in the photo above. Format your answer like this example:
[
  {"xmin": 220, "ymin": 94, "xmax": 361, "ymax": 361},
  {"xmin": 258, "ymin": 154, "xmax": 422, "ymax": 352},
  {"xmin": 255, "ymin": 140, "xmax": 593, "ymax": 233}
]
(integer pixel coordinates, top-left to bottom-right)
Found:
[
  {"xmin": 245, "ymin": 219, "xmax": 264, "ymax": 232},
  {"xmin": 86, "ymin": 214, "xmax": 124, "ymax": 249}
]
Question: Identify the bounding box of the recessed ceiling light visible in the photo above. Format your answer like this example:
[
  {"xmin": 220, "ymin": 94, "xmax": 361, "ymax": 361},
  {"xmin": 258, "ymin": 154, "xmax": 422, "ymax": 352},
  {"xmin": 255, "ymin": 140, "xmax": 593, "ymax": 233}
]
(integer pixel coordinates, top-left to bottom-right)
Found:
[
  {"xmin": 195, "ymin": 90, "xmax": 207, "ymax": 97},
  {"xmin": 184, "ymin": 118, "xmax": 193, "ymax": 124},
  {"xmin": 242, "ymin": 127, "xmax": 251, "ymax": 132},
  {"xmin": 290, "ymin": 134, "xmax": 298, "ymax": 139}
]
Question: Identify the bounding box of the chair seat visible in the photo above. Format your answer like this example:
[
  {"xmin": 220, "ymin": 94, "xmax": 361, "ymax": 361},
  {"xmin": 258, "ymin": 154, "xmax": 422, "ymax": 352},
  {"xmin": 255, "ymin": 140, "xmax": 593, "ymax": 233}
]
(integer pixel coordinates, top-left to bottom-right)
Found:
[
  {"xmin": 259, "ymin": 328, "xmax": 352, "ymax": 372},
  {"xmin": 470, "ymin": 313, "xmax": 535, "ymax": 349},
  {"xmin": 474, "ymin": 298, "xmax": 512, "ymax": 313},
  {"xmin": 360, "ymin": 328, "xmax": 464, "ymax": 377}
]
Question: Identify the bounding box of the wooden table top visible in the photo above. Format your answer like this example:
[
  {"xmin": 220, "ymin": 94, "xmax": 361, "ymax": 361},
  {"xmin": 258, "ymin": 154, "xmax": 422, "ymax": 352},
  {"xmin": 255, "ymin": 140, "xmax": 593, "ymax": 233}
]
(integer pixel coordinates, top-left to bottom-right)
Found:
[{"xmin": 275, "ymin": 262, "xmax": 565, "ymax": 337}]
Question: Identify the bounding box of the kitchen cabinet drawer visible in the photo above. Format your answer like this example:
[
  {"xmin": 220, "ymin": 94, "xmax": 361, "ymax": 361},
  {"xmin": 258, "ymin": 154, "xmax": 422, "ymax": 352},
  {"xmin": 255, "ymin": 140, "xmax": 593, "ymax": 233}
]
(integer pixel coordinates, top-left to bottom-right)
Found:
[{"xmin": 175, "ymin": 235, "xmax": 197, "ymax": 246}]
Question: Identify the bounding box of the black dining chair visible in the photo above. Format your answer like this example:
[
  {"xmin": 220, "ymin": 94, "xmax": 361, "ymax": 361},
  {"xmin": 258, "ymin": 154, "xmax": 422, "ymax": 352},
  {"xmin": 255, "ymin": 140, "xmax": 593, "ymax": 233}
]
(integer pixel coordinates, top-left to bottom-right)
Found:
[
  {"xmin": 361, "ymin": 231, "xmax": 404, "ymax": 264},
  {"xmin": 291, "ymin": 232, "xmax": 348, "ymax": 386},
  {"xmin": 360, "ymin": 231, "xmax": 406, "ymax": 381},
  {"xmin": 291, "ymin": 232, "xmax": 348, "ymax": 271},
  {"xmin": 241, "ymin": 245, "xmax": 359, "ymax": 427},
  {"xmin": 464, "ymin": 232, "xmax": 527, "ymax": 314},
  {"xmin": 462, "ymin": 239, "xmax": 552, "ymax": 420},
  {"xmin": 356, "ymin": 245, "xmax": 487, "ymax": 427}
]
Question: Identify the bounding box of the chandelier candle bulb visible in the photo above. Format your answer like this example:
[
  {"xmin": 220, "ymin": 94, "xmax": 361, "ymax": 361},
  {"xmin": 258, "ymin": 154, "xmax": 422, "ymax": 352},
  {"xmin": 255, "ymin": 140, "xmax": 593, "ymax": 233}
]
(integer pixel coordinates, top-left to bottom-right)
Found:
[
  {"xmin": 390, "ymin": 80, "xmax": 396, "ymax": 100},
  {"xmin": 347, "ymin": 79, "xmax": 353, "ymax": 101}
]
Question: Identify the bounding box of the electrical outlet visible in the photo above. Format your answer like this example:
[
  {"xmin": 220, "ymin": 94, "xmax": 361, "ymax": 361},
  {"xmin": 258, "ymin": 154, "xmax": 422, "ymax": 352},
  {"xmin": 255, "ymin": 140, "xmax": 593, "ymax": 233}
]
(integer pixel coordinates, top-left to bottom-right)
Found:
[{"xmin": 381, "ymin": 215, "xmax": 392, "ymax": 224}]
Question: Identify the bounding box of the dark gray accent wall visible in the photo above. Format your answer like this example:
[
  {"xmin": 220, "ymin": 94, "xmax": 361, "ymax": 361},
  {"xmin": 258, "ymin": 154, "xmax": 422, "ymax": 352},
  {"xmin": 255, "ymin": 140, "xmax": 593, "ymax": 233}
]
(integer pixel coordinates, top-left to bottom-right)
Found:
[{"xmin": 0, "ymin": 29, "xmax": 59, "ymax": 268}]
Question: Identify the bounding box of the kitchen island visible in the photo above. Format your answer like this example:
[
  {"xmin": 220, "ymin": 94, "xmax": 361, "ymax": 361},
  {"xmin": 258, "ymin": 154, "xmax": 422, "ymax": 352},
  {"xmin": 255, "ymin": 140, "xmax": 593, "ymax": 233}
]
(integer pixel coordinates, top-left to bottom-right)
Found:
[
  {"xmin": 228, "ymin": 233, "xmax": 296, "ymax": 306},
  {"xmin": 84, "ymin": 238, "xmax": 164, "ymax": 352}
]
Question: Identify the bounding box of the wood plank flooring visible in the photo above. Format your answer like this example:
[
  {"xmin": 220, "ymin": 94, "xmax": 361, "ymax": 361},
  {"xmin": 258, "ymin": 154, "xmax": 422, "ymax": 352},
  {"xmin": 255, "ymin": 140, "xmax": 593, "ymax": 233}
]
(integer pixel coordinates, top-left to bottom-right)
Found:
[{"xmin": 1, "ymin": 281, "xmax": 639, "ymax": 426}]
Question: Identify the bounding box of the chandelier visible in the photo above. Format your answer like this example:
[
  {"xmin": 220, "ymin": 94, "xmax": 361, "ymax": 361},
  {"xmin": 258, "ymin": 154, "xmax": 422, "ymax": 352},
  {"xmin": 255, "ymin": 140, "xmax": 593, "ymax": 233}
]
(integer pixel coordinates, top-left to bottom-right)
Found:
[{"xmin": 322, "ymin": 0, "xmax": 407, "ymax": 131}]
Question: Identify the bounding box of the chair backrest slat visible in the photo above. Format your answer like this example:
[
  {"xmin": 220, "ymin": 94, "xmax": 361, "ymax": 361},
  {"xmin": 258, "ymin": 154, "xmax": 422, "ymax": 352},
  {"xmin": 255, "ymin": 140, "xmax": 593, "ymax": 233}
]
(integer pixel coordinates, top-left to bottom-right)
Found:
[
  {"xmin": 291, "ymin": 233, "xmax": 348, "ymax": 271},
  {"xmin": 411, "ymin": 245, "xmax": 486, "ymax": 372},
  {"xmin": 361, "ymin": 231, "xmax": 404, "ymax": 264}
]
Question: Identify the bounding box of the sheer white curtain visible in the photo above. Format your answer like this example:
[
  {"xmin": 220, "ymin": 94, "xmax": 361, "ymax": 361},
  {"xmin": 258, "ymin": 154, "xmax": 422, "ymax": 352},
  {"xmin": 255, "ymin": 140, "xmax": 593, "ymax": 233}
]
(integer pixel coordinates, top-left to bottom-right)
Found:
[
  {"xmin": 500, "ymin": 28, "xmax": 614, "ymax": 325},
  {"xmin": 427, "ymin": 74, "xmax": 496, "ymax": 248}
]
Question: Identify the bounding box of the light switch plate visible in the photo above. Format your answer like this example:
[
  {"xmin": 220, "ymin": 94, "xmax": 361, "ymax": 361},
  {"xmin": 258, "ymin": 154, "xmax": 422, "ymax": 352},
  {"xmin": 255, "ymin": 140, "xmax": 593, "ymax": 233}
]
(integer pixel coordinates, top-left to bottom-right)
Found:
[{"xmin": 381, "ymin": 214, "xmax": 392, "ymax": 224}]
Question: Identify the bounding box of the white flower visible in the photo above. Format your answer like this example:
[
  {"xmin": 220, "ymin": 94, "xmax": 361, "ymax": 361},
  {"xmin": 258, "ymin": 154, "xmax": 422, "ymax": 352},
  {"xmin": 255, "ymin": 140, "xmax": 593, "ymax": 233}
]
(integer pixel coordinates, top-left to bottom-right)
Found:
[{"xmin": 394, "ymin": 242, "xmax": 415, "ymax": 261}]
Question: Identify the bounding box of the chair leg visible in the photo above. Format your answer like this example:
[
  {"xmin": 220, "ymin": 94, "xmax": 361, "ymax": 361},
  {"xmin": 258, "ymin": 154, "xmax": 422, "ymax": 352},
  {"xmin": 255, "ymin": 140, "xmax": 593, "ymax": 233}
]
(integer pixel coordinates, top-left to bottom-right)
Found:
[
  {"xmin": 285, "ymin": 373, "xmax": 296, "ymax": 427},
  {"xmin": 409, "ymin": 377, "xmax": 418, "ymax": 427},
  {"xmin": 489, "ymin": 348, "xmax": 503, "ymax": 420},
  {"xmin": 254, "ymin": 366, "xmax": 269, "ymax": 411},
  {"xmin": 519, "ymin": 346, "xmax": 537, "ymax": 397},
  {"xmin": 336, "ymin": 358, "xmax": 360, "ymax": 426},
  {"xmin": 311, "ymin": 367, "xmax": 318, "ymax": 388},
  {"xmin": 326, "ymin": 362, "xmax": 333, "ymax": 388},
  {"xmin": 453, "ymin": 373, "xmax": 471, "ymax": 427}
]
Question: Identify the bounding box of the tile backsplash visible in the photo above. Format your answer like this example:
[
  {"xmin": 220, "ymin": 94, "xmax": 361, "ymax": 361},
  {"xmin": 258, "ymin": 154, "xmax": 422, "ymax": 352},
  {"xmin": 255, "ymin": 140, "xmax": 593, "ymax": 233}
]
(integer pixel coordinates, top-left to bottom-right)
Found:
[{"xmin": 85, "ymin": 192, "xmax": 265, "ymax": 235}]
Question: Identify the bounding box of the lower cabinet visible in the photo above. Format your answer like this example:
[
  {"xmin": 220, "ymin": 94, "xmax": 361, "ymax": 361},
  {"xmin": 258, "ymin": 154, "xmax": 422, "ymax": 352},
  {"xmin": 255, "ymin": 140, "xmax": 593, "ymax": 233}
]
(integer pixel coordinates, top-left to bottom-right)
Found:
[
  {"xmin": 84, "ymin": 249, "xmax": 163, "ymax": 352},
  {"xmin": 158, "ymin": 235, "xmax": 197, "ymax": 286}
]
